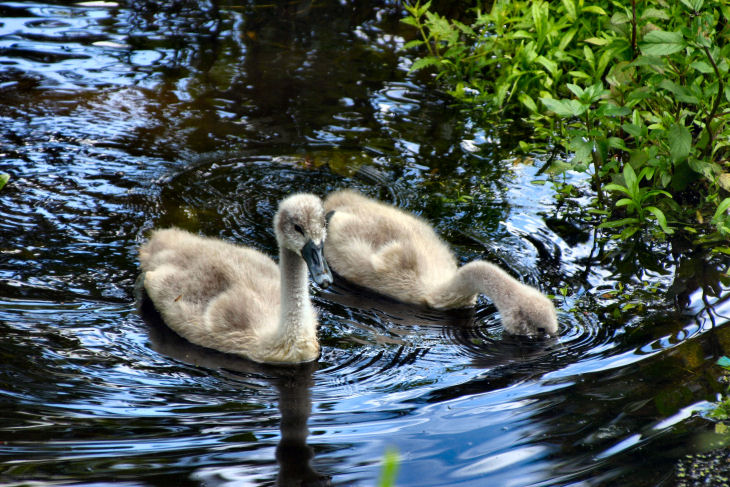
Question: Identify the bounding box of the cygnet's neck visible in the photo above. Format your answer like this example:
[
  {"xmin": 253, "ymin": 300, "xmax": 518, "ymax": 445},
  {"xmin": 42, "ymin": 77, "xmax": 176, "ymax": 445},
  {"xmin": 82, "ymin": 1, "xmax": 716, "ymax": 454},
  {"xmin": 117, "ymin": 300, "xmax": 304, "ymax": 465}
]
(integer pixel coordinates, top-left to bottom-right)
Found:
[
  {"xmin": 431, "ymin": 260, "xmax": 523, "ymax": 310},
  {"xmin": 432, "ymin": 260, "xmax": 557, "ymax": 335},
  {"xmin": 278, "ymin": 246, "xmax": 317, "ymax": 340}
]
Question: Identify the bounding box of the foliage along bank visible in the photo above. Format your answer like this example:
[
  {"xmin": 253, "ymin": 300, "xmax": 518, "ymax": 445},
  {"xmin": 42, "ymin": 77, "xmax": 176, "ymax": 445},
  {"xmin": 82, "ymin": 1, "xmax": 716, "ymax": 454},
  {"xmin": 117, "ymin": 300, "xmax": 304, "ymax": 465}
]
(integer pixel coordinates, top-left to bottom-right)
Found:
[{"xmin": 402, "ymin": 0, "xmax": 730, "ymax": 248}]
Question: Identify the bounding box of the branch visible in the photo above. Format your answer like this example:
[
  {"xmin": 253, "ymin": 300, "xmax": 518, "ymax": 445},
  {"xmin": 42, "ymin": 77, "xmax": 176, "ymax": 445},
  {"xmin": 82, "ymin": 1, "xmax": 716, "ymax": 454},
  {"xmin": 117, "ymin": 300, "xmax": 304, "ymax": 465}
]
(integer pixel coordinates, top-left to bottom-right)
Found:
[{"xmin": 700, "ymin": 45, "xmax": 724, "ymax": 157}]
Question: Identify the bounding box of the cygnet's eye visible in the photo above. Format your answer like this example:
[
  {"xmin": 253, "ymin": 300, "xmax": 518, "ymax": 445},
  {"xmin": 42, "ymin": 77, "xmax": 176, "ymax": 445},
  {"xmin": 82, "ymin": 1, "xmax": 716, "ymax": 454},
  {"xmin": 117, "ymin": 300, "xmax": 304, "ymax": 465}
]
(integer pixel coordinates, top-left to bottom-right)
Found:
[{"xmin": 293, "ymin": 224, "xmax": 305, "ymax": 235}]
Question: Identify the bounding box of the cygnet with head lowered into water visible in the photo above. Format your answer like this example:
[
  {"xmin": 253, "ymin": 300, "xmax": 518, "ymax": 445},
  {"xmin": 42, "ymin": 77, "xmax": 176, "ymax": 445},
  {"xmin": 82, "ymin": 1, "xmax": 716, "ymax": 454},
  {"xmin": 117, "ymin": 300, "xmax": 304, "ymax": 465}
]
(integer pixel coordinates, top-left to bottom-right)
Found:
[{"xmin": 323, "ymin": 189, "xmax": 558, "ymax": 336}]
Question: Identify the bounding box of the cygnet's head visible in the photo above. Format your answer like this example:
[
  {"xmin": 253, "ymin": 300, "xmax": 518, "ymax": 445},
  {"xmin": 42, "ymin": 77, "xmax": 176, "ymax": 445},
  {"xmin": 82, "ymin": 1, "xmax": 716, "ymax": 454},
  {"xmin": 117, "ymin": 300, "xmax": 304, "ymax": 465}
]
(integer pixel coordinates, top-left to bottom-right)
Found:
[
  {"xmin": 274, "ymin": 193, "xmax": 333, "ymax": 288},
  {"xmin": 501, "ymin": 287, "xmax": 559, "ymax": 337}
]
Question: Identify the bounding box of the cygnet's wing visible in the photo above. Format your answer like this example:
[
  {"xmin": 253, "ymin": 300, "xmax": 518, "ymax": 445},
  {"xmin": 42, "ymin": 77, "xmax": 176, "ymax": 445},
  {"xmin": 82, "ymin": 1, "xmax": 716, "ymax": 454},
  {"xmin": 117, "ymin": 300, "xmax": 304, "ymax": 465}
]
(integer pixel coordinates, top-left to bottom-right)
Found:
[
  {"xmin": 140, "ymin": 228, "xmax": 281, "ymax": 352},
  {"xmin": 324, "ymin": 190, "xmax": 458, "ymax": 305}
]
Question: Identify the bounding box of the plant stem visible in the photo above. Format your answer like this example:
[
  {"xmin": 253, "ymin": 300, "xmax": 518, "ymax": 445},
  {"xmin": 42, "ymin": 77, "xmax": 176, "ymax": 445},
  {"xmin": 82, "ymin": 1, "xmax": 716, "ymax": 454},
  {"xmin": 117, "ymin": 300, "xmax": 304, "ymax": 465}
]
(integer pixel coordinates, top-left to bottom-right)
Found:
[
  {"xmin": 419, "ymin": 21, "xmax": 437, "ymax": 58},
  {"xmin": 700, "ymin": 45, "xmax": 723, "ymax": 158},
  {"xmin": 631, "ymin": 0, "xmax": 637, "ymax": 58},
  {"xmin": 585, "ymin": 111, "xmax": 604, "ymax": 205},
  {"xmin": 411, "ymin": 2, "xmax": 437, "ymax": 58}
]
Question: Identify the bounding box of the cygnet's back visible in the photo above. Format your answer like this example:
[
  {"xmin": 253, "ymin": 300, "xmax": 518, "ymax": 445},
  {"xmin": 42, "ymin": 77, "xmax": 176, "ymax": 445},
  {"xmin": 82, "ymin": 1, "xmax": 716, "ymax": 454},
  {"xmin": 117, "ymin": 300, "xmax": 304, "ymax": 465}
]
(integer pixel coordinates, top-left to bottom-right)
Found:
[
  {"xmin": 139, "ymin": 228, "xmax": 281, "ymax": 350},
  {"xmin": 324, "ymin": 190, "xmax": 460, "ymax": 306}
]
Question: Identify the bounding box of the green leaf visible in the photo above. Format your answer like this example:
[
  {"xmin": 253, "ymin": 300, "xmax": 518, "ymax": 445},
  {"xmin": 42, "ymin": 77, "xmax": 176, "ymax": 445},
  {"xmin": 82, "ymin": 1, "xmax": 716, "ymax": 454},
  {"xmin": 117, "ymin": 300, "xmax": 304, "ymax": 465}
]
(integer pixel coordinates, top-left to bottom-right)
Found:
[
  {"xmin": 598, "ymin": 103, "xmax": 630, "ymax": 117},
  {"xmin": 643, "ymin": 189, "xmax": 673, "ymax": 199},
  {"xmin": 568, "ymin": 70, "xmax": 591, "ymax": 79},
  {"xmin": 658, "ymin": 80, "xmax": 699, "ymax": 104},
  {"xmin": 680, "ymin": 0, "xmax": 704, "ymax": 11},
  {"xmin": 584, "ymin": 83, "xmax": 609, "ymax": 101},
  {"xmin": 688, "ymin": 157, "xmax": 716, "ymax": 178},
  {"xmin": 540, "ymin": 97, "xmax": 586, "ymax": 117},
  {"xmin": 611, "ymin": 12, "xmax": 630, "ymax": 26},
  {"xmin": 409, "ymin": 57, "xmax": 441, "ymax": 72},
  {"xmin": 712, "ymin": 197, "xmax": 730, "ymax": 223},
  {"xmin": 718, "ymin": 175, "xmax": 730, "ymax": 192},
  {"xmin": 598, "ymin": 217, "xmax": 640, "ymax": 228},
  {"xmin": 645, "ymin": 206, "xmax": 674, "ymax": 233},
  {"xmin": 512, "ymin": 29, "xmax": 533, "ymax": 40},
  {"xmin": 518, "ymin": 93, "xmax": 538, "ymax": 113},
  {"xmin": 532, "ymin": 1, "xmax": 548, "ymax": 41},
  {"xmin": 639, "ymin": 30, "xmax": 685, "ymax": 56},
  {"xmin": 668, "ymin": 123, "xmax": 692, "ymax": 162},
  {"xmin": 452, "ymin": 20, "xmax": 475, "ymax": 37},
  {"xmin": 641, "ymin": 8, "xmax": 670, "ymax": 20},
  {"xmin": 566, "ymin": 83, "xmax": 584, "ymax": 99},
  {"xmin": 0, "ymin": 173, "xmax": 8, "ymax": 191},
  {"xmin": 660, "ymin": 172, "xmax": 672, "ymax": 188},
  {"xmin": 403, "ymin": 39, "xmax": 425, "ymax": 49},
  {"xmin": 401, "ymin": 16, "xmax": 420, "ymax": 27},
  {"xmin": 585, "ymin": 37, "xmax": 610, "ymax": 45},
  {"xmin": 603, "ymin": 48, "xmax": 622, "ymax": 75},
  {"xmin": 583, "ymin": 45, "xmax": 595, "ymax": 68},
  {"xmin": 619, "ymin": 226, "xmax": 640, "ymax": 239},
  {"xmin": 607, "ymin": 136, "xmax": 627, "ymax": 150},
  {"xmin": 632, "ymin": 55, "xmax": 665, "ymax": 68},
  {"xmin": 426, "ymin": 15, "xmax": 456, "ymax": 43},
  {"xmin": 418, "ymin": 1, "xmax": 432, "ymax": 17},
  {"xmin": 582, "ymin": 6, "xmax": 607, "ymax": 15},
  {"xmin": 629, "ymin": 148, "xmax": 649, "ymax": 166},
  {"xmin": 622, "ymin": 123, "xmax": 644, "ymax": 138},
  {"xmin": 495, "ymin": 81, "xmax": 510, "ymax": 108},
  {"xmin": 615, "ymin": 198, "xmax": 635, "ymax": 207},
  {"xmin": 637, "ymin": 166, "xmax": 654, "ymax": 183},
  {"xmin": 690, "ymin": 60, "xmax": 714, "ymax": 73},
  {"xmin": 562, "ymin": 0, "xmax": 577, "ymax": 21},
  {"xmin": 569, "ymin": 136, "xmax": 593, "ymax": 164},
  {"xmin": 536, "ymin": 56, "xmax": 558, "ymax": 77},
  {"xmin": 604, "ymin": 183, "xmax": 630, "ymax": 195},
  {"xmin": 558, "ymin": 27, "xmax": 578, "ymax": 51},
  {"xmin": 623, "ymin": 163, "xmax": 638, "ymax": 195},
  {"xmin": 544, "ymin": 160, "xmax": 574, "ymax": 175}
]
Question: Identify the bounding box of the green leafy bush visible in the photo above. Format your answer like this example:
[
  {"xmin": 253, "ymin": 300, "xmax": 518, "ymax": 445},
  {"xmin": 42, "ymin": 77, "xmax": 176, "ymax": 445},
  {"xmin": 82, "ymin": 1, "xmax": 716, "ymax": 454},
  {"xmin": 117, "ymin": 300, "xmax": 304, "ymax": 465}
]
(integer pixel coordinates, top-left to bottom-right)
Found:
[{"xmin": 402, "ymin": 0, "xmax": 730, "ymax": 244}]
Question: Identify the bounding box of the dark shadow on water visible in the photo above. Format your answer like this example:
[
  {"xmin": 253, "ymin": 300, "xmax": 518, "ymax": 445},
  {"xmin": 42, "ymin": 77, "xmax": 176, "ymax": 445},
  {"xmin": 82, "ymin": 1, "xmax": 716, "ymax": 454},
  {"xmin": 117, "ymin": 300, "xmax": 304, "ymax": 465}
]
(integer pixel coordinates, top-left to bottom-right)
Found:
[
  {"xmin": 321, "ymin": 271, "xmax": 476, "ymax": 329},
  {"xmin": 135, "ymin": 281, "xmax": 332, "ymax": 487}
]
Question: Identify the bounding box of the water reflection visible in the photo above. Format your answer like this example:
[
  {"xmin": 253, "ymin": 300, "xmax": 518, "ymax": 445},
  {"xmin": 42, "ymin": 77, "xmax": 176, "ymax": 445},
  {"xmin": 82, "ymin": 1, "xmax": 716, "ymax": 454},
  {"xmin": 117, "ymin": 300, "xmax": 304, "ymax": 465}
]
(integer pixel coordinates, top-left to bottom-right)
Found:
[{"xmin": 139, "ymin": 290, "xmax": 331, "ymax": 487}]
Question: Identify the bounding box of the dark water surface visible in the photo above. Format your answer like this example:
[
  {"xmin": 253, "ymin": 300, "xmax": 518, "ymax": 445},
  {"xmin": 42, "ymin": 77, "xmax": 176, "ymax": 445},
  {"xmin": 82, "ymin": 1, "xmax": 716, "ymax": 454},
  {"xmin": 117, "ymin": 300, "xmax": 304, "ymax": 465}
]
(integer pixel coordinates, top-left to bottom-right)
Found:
[{"xmin": 2, "ymin": 1, "xmax": 729, "ymax": 486}]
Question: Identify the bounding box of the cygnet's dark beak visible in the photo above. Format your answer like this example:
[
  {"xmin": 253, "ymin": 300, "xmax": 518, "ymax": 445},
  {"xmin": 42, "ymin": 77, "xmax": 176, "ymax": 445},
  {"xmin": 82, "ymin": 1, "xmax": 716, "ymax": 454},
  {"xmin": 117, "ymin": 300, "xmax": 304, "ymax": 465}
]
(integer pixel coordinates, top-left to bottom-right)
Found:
[{"xmin": 302, "ymin": 240, "xmax": 333, "ymax": 288}]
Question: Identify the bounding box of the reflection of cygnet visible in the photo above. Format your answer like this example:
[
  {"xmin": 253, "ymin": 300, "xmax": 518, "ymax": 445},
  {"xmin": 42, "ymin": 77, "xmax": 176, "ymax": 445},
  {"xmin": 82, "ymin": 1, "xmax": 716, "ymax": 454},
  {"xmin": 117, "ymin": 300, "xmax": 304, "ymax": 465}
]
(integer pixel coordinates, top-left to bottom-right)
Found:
[
  {"xmin": 136, "ymin": 296, "xmax": 330, "ymax": 487},
  {"xmin": 275, "ymin": 374, "xmax": 332, "ymax": 487},
  {"xmin": 323, "ymin": 190, "xmax": 557, "ymax": 336},
  {"xmin": 138, "ymin": 194, "xmax": 333, "ymax": 364}
]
